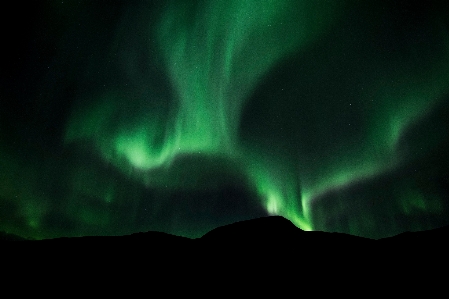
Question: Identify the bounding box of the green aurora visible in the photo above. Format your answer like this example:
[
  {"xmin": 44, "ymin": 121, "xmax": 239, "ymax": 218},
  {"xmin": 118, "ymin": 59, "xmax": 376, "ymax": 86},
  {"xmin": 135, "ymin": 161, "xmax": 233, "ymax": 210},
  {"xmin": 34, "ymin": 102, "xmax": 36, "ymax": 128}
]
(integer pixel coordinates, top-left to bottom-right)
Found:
[{"xmin": 1, "ymin": 0, "xmax": 449, "ymax": 239}]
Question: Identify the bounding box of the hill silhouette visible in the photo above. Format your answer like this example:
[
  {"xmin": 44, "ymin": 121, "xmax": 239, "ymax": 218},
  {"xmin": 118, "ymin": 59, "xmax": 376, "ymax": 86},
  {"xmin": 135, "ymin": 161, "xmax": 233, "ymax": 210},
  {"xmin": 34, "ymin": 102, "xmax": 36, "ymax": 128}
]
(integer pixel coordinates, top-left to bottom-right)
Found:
[
  {"xmin": 3, "ymin": 216, "xmax": 449, "ymax": 270},
  {"xmin": 3, "ymin": 216, "xmax": 447, "ymax": 247}
]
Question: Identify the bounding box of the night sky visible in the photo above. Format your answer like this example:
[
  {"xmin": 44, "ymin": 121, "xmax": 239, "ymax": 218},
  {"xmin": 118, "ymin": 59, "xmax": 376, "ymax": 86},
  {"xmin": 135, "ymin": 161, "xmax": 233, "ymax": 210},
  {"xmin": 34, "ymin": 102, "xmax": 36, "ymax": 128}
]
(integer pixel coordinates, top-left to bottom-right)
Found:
[{"xmin": 1, "ymin": 0, "xmax": 449, "ymax": 240}]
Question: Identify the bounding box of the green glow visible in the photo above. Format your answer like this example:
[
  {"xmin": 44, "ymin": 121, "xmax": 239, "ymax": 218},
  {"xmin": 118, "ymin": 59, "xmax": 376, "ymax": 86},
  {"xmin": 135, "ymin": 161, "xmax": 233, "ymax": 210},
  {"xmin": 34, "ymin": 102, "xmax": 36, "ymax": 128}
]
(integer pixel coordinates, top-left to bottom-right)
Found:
[
  {"xmin": 167, "ymin": 0, "xmax": 336, "ymax": 231},
  {"xmin": 152, "ymin": 0, "xmax": 340, "ymax": 166},
  {"xmin": 3, "ymin": 1, "xmax": 449, "ymax": 240},
  {"xmin": 61, "ymin": 0, "xmax": 449, "ymax": 234},
  {"xmin": 115, "ymin": 128, "xmax": 166, "ymax": 169},
  {"xmin": 243, "ymin": 149, "xmax": 312, "ymax": 231},
  {"xmin": 157, "ymin": 0, "xmax": 337, "ymax": 152},
  {"xmin": 63, "ymin": 0, "xmax": 341, "ymax": 231},
  {"xmin": 296, "ymin": 18, "xmax": 449, "ymax": 213},
  {"xmin": 399, "ymin": 186, "xmax": 444, "ymax": 215},
  {"xmin": 368, "ymin": 58, "xmax": 449, "ymax": 154}
]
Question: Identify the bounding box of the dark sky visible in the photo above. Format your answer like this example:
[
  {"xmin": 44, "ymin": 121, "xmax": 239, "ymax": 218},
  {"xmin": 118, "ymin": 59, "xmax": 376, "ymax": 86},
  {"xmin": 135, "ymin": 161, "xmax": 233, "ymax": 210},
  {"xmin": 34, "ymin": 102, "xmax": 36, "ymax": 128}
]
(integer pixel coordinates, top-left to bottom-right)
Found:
[{"xmin": 1, "ymin": 0, "xmax": 449, "ymax": 240}]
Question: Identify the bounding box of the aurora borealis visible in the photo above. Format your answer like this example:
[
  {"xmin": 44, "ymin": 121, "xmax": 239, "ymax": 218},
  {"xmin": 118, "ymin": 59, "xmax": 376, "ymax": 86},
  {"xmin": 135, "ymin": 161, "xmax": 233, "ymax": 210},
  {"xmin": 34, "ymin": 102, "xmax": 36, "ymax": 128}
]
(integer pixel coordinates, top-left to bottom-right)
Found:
[{"xmin": 1, "ymin": 0, "xmax": 449, "ymax": 240}]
